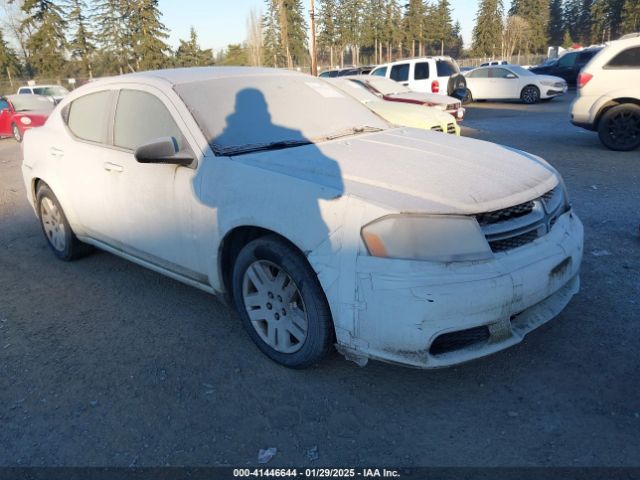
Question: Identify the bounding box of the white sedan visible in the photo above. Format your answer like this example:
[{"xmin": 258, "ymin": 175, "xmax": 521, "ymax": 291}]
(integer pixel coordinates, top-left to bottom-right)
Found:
[
  {"xmin": 22, "ymin": 67, "xmax": 583, "ymax": 369},
  {"xmin": 464, "ymin": 65, "xmax": 568, "ymax": 104}
]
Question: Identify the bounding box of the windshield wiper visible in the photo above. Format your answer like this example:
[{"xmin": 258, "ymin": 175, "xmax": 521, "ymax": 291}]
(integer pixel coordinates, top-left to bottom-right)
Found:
[
  {"xmin": 325, "ymin": 125, "xmax": 384, "ymax": 141},
  {"xmin": 218, "ymin": 140, "xmax": 312, "ymax": 156}
]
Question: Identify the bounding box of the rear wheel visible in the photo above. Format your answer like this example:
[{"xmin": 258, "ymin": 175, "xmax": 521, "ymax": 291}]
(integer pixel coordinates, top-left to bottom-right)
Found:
[
  {"xmin": 521, "ymin": 85, "xmax": 541, "ymax": 104},
  {"xmin": 12, "ymin": 123, "xmax": 21, "ymax": 142},
  {"xmin": 598, "ymin": 104, "xmax": 640, "ymax": 151},
  {"xmin": 232, "ymin": 235, "xmax": 334, "ymax": 368},
  {"xmin": 36, "ymin": 184, "xmax": 94, "ymax": 261}
]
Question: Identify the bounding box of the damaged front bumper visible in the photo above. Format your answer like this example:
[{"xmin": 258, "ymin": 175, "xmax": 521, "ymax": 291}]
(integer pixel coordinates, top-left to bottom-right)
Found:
[{"xmin": 340, "ymin": 210, "xmax": 583, "ymax": 368}]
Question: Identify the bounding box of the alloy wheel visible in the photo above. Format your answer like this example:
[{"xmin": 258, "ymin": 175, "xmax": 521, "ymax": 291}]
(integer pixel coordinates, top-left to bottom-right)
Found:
[
  {"xmin": 242, "ymin": 260, "xmax": 308, "ymax": 354},
  {"xmin": 40, "ymin": 196, "xmax": 66, "ymax": 252},
  {"xmin": 606, "ymin": 110, "xmax": 640, "ymax": 150}
]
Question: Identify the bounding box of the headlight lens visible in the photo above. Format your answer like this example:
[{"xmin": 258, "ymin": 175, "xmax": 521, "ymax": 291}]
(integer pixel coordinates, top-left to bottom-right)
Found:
[
  {"xmin": 20, "ymin": 116, "xmax": 32, "ymax": 125},
  {"xmin": 361, "ymin": 214, "xmax": 493, "ymax": 262}
]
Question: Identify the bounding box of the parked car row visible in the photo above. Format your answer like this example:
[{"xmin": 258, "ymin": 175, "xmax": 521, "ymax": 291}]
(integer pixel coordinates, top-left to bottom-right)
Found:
[{"xmin": 0, "ymin": 94, "xmax": 53, "ymax": 142}]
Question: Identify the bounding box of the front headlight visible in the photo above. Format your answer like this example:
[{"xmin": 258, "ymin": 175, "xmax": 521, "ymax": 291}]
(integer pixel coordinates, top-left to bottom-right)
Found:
[
  {"xmin": 361, "ymin": 214, "xmax": 493, "ymax": 262},
  {"xmin": 20, "ymin": 116, "xmax": 32, "ymax": 125}
]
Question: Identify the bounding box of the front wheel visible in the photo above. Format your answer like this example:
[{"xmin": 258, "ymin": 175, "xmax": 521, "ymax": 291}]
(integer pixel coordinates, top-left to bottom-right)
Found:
[
  {"xmin": 598, "ymin": 104, "xmax": 640, "ymax": 151},
  {"xmin": 521, "ymin": 85, "xmax": 540, "ymax": 104},
  {"xmin": 36, "ymin": 184, "xmax": 94, "ymax": 261},
  {"xmin": 231, "ymin": 235, "xmax": 334, "ymax": 368},
  {"xmin": 12, "ymin": 123, "xmax": 21, "ymax": 142}
]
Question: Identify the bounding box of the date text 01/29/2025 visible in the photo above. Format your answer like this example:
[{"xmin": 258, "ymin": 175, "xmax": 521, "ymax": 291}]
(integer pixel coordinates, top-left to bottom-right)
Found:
[{"xmin": 233, "ymin": 468, "xmax": 401, "ymax": 478}]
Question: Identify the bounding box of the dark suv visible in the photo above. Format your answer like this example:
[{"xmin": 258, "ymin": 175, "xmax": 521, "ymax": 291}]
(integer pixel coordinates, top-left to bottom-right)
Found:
[{"xmin": 530, "ymin": 48, "xmax": 603, "ymax": 86}]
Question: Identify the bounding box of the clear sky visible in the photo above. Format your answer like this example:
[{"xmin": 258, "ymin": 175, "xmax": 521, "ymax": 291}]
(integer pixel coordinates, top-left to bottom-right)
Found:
[{"xmin": 157, "ymin": 0, "xmax": 485, "ymax": 52}]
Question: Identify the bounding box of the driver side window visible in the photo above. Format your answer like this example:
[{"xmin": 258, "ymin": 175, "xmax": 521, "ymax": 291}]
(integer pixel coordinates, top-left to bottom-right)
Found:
[{"xmin": 113, "ymin": 90, "xmax": 188, "ymax": 154}]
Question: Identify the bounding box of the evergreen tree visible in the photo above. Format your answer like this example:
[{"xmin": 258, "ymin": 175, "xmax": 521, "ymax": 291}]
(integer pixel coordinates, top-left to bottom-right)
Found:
[
  {"xmin": 403, "ymin": 0, "xmax": 425, "ymax": 56},
  {"xmin": 472, "ymin": 0, "xmax": 504, "ymax": 57},
  {"xmin": 67, "ymin": 0, "xmax": 94, "ymax": 77},
  {"xmin": 93, "ymin": 0, "xmax": 132, "ymax": 74},
  {"xmin": 576, "ymin": 0, "xmax": 594, "ymax": 44},
  {"xmin": 128, "ymin": 0, "xmax": 172, "ymax": 71},
  {"xmin": 548, "ymin": 0, "xmax": 564, "ymax": 44},
  {"xmin": 220, "ymin": 43, "xmax": 249, "ymax": 66},
  {"xmin": 361, "ymin": 0, "xmax": 385, "ymax": 64},
  {"xmin": 282, "ymin": 0, "xmax": 308, "ymax": 66},
  {"xmin": 263, "ymin": 0, "xmax": 282, "ymax": 67},
  {"xmin": 563, "ymin": 0, "xmax": 581, "ymax": 41},
  {"xmin": 381, "ymin": 0, "xmax": 402, "ymax": 61},
  {"xmin": 0, "ymin": 29, "xmax": 21, "ymax": 80},
  {"xmin": 430, "ymin": 0, "xmax": 456, "ymax": 55},
  {"xmin": 509, "ymin": 0, "xmax": 549, "ymax": 53},
  {"xmin": 317, "ymin": 0, "xmax": 338, "ymax": 66},
  {"xmin": 21, "ymin": 0, "xmax": 67, "ymax": 78},
  {"xmin": 620, "ymin": 0, "xmax": 640, "ymax": 34},
  {"xmin": 562, "ymin": 29, "xmax": 574, "ymax": 48},
  {"xmin": 175, "ymin": 27, "xmax": 213, "ymax": 67}
]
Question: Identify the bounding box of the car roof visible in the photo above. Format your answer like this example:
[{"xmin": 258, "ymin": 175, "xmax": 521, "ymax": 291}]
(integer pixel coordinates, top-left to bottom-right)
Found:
[
  {"xmin": 109, "ymin": 67, "xmax": 303, "ymax": 87},
  {"xmin": 375, "ymin": 56, "xmax": 454, "ymax": 67}
]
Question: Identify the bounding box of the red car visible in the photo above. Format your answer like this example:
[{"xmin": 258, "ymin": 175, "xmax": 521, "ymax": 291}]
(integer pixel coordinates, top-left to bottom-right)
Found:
[{"xmin": 0, "ymin": 94, "xmax": 53, "ymax": 142}]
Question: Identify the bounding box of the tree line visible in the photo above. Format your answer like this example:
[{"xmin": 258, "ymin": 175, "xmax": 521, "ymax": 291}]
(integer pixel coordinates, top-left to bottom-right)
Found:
[
  {"xmin": 1, "ymin": 0, "xmax": 639, "ymax": 84},
  {"xmin": 0, "ymin": 0, "xmax": 217, "ymax": 83}
]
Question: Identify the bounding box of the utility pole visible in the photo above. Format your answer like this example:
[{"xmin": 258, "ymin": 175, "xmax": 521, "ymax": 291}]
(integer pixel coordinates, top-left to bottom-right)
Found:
[{"xmin": 310, "ymin": 0, "xmax": 318, "ymax": 76}]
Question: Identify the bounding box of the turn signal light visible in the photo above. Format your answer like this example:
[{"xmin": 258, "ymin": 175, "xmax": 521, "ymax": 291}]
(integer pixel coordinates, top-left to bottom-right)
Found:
[{"xmin": 577, "ymin": 73, "xmax": 593, "ymax": 88}]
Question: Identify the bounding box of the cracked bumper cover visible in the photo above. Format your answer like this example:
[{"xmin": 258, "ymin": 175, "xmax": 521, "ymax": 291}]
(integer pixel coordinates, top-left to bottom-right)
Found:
[{"xmin": 343, "ymin": 210, "xmax": 583, "ymax": 368}]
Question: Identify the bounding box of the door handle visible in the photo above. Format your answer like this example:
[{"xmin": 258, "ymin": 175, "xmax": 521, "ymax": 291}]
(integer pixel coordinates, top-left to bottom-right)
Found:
[
  {"xmin": 402, "ymin": 82, "xmax": 409, "ymax": 86},
  {"xmin": 103, "ymin": 162, "xmax": 124, "ymax": 173},
  {"xmin": 49, "ymin": 147, "xmax": 64, "ymax": 158}
]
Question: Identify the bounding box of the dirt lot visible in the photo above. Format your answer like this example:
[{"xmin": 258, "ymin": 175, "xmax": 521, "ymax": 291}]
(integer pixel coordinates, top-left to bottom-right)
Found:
[{"xmin": 0, "ymin": 92, "xmax": 639, "ymax": 467}]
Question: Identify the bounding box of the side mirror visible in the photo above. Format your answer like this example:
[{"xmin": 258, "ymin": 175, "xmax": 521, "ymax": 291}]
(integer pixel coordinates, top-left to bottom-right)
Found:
[{"xmin": 134, "ymin": 137, "xmax": 193, "ymax": 166}]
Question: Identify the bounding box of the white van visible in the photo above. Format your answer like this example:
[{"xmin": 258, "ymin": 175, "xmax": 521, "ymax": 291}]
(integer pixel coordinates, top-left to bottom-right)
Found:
[{"xmin": 369, "ymin": 56, "xmax": 467, "ymax": 98}]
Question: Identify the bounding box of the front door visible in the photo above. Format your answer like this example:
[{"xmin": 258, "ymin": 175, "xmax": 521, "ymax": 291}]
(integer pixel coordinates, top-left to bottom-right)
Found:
[
  {"xmin": 106, "ymin": 87, "xmax": 205, "ymax": 279},
  {"xmin": 0, "ymin": 99, "xmax": 11, "ymax": 136}
]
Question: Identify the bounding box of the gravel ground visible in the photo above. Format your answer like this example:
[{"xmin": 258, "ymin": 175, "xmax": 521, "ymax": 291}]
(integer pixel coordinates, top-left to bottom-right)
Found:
[{"xmin": 0, "ymin": 92, "xmax": 638, "ymax": 467}]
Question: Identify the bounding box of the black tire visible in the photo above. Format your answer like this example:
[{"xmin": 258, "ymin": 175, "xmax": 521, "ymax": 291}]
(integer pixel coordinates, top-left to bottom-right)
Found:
[
  {"xmin": 597, "ymin": 104, "xmax": 640, "ymax": 152},
  {"xmin": 231, "ymin": 235, "xmax": 334, "ymax": 368},
  {"xmin": 521, "ymin": 85, "xmax": 541, "ymax": 104},
  {"xmin": 11, "ymin": 123, "xmax": 21, "ymax": 142},
  {"xmin": 36, "ymin": 184, "xmax": 94, "ymax": 261}
]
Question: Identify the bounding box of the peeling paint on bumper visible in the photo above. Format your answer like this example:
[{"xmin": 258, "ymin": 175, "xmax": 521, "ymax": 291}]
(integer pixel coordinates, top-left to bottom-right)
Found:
[{"xmin": 341, "ymin": 210, "xmax": 583, "ymax": 368}]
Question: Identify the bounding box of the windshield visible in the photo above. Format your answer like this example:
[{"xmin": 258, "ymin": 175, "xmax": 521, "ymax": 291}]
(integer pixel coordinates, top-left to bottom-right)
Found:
[
  {"xmin": 508, "ymin": 65, "xmax": 535, "ymax": 77},
  {"xmin": 8, "ymin": 95, "xmax": 54, "ymax": 112},
  {"xmin": 364, "ymin": 77, "xmax": 413, "ymax": 95},
  {"xmin": 33, "ymin": 86, "xmax": 69, "ymax": 97},
  {"xmin": 175, "ymin": 74, "xmax": 389, "ymax": 155}
]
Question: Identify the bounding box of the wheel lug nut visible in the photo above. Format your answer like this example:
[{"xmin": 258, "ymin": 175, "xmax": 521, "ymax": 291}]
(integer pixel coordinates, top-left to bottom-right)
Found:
[
  {"xmin": 268, "ymin": 292, "xmax": 274, "ymax": 299},
  {"xmin": 275, "ymin": 313, "xmax": 280, "ymax": 320},
  {"xmin": 282, "ymin": 309, "xmax": 287, "ymax": 316},
  {"xmin": 277, "ymin": 295, "xmax": 282, "ymax": 302},
  {"xmin": 266, "ymin": 303, "xmax": 272, "ymax": 310}
]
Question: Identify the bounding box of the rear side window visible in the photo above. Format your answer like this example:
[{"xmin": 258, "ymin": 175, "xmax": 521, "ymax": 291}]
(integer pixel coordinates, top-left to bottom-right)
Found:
[
  {"xmin": 66, "ymin": 90, "xmax": 113, "ymax": 144},
  {"xmin": 558, "ymin": 53, "xmax": 578, "ymax": 67},
  {"xmin": 578, "ymin": 50, "xmax": 598, "ymax": 64},
  {"xmin": 414, "ymin": 62, "xmax": 430, "ymax": 80},
  {"xmin": 390, "ymin": 63, "xmax": 410, "ymax": 82},
  {"xmin": 371, "ymin": 67, "xmax": 387, "ymax": 77},
  {"xmin": 114, "ymin": 90, "xmax": 184, "ymax": 151},
  {"xmin": 606, "ymin": 47, "xmax": 640, "ymax": 68},
  {"xmin": 469, "ymin": 69, "xmax": 489, "ymax": 78},
  {"xmin": 18, "ymin": 89, "xmax": 31, "ymax": 95},
  {"xmin": 436, "ymin": 60, "xmax": 459, "ymax": 77}
]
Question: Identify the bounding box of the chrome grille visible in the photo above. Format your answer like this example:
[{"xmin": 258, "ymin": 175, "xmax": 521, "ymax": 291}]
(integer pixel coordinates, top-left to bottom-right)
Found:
[
  {"xmin": 476, "ymin": 187, "xmax": 567, "ymax": 253},
  {"xmin": 431, "ymin": 126, "xmax": 444, "ymax": 132}
]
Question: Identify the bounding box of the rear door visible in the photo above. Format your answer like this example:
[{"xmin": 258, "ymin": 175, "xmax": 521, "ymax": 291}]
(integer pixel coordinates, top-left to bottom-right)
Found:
[
  {"xmin": 409, "ymin": 61, "xmax": 431, "ymax": 92},
  {"xmin": 435, "ymin": 59, "xmax": 459, "ymax": 95},
  {"xmin": 554, "ymin": 52, "xmax": 579, "ymax": 83},
  {"xmin": 58, "ymin": 89, "xmax": 122, "ymax": 244},
  {"xmin": 467, "ymin": 68, "xmax": 491, "ymax": 99}
]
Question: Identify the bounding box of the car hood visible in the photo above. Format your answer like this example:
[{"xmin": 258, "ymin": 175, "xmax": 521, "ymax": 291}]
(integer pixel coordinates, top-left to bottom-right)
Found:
[
  {"xmin": 232, "ymin": 128, "xmax": 558, "ymax": 214},
  {"xmin": 367, "ymin": 100, "xmax": 454, "ymax": 128},
  {"xmin": 14, "ymin": 110, "xmax": 51, "ymax": 119}
]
